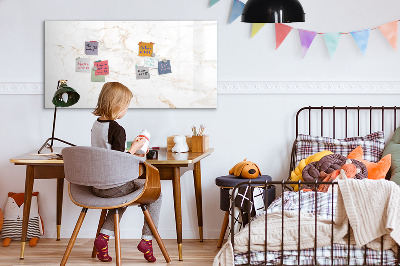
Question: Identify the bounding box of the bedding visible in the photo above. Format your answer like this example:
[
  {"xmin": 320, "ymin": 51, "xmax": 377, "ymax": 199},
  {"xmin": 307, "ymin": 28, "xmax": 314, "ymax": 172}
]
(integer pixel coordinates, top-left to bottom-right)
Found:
[
  {"xmin": 383, "ymin": 126, "xmax": 400, "ymax": 184},
  {"xmin": 214, "ymin": 181, "xmax": 399, "ymax": 266},
  {"xmin": 294, "ymin": 131, "xmax": 385, "ymax": 167}
]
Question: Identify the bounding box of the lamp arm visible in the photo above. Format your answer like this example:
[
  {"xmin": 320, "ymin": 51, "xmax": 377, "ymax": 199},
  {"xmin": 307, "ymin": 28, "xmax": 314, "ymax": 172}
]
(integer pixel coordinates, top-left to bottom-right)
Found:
[{"xmin": 50, "ymin": 106, "xmax": 57, "ymax": 148}]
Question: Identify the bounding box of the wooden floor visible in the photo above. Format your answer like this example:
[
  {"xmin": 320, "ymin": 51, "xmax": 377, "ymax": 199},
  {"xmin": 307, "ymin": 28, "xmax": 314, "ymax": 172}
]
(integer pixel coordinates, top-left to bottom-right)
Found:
[{"xmin": 0, "ymin": 239, "xmax": 221, "ymax": 265}]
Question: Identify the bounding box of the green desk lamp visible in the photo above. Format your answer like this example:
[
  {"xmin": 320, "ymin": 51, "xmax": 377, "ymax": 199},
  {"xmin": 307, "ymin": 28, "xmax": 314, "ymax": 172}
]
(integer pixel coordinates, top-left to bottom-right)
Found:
[{"xmin": 38, "ymin": 80, "xmax": 80, "ymax": 154}]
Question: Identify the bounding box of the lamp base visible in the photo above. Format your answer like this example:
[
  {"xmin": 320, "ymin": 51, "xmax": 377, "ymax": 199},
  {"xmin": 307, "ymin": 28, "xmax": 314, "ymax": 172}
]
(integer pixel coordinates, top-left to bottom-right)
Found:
[{"xmin": 38, "ymin": 137, "xmax": 76, "ymax": 154}]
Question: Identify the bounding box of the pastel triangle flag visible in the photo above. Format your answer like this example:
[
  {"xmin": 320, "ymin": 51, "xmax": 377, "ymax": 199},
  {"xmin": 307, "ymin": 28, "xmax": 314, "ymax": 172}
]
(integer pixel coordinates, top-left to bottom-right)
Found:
[
  {"xmin": 298, "ymin": 29, "xmax": 317, "ymax": 58},
  {"xmin": 229, "ymin": 0, "xmax": 245, "ymax": 24},
  {"xmin": 251, "ymin": 23, "xmax": 266, "ymax": 38},
  {"xmin": 351, "ymin": 29, "xmax": 370, "ymax": 55},
  {"xmin": 378, "ymin": 21, "xmax": 398, "ymax": 50},
  {"xmin": 275, "ymin": 23, "xmax": 293, "ymax": 49},
  {"xmin": 323, "ymin": 33, "xmax": 341, "ymax": 58},
  {"xmin": 209, "ymin": 0, "xmax": 220, "ymax": 7}
]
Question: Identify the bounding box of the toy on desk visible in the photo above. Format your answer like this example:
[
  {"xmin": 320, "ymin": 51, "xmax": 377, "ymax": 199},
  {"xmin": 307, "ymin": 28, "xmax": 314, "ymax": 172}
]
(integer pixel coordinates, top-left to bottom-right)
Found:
[
  {"xmin": 172, "ymin": 135, "xmax": 189, "ymax": 153},
  {"xmin": 135, "ymin": 129, "xmax": 150, "ymax": 155},
  {"xmin": 229, "ymin": 159, "xmax": 261, "ymax": 179},
  {"xmin": 1, "ymin": 192, "xmax": 44, "ymax": 247}
]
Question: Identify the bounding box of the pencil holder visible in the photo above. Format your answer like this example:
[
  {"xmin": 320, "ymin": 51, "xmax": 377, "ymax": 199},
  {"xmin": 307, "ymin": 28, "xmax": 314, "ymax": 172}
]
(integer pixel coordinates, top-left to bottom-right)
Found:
[{"xmin": 191, "ymin": 135, "xmax": 209, "ymax": 153}]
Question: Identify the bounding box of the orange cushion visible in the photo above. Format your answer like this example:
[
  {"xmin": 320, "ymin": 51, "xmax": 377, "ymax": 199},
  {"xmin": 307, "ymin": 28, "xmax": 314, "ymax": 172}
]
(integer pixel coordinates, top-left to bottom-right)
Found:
[{"xmin": 347, "ymin": 146, "xmax": 391, "ymax": 180}]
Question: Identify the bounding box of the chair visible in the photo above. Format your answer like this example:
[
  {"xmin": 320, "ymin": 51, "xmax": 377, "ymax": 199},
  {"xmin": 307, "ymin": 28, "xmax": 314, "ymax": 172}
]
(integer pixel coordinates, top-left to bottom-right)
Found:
[{"xmin": 60, "ymin": 146, "xmax": 171, "ymax": 265}]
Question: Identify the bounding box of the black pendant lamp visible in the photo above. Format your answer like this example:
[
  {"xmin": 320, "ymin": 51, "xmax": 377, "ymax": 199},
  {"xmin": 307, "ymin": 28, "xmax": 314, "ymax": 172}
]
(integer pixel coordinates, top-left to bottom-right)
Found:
[{"xmin": 242, "ymin": 0, "xmax": 305, "ymax": 23}]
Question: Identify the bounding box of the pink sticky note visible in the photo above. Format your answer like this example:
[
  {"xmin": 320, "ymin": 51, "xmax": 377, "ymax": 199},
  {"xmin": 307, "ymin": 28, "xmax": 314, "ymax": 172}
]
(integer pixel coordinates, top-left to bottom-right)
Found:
[{"xmin": 94, "ymin": 60, "xmax": 109, "ymax": 76}]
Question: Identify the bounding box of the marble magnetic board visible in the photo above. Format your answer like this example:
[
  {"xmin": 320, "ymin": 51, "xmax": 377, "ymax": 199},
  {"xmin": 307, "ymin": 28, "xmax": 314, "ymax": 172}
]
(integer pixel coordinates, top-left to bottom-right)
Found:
[{"xmin": 45, "ymin": 21, "xmax": 217, "ymax": 108}]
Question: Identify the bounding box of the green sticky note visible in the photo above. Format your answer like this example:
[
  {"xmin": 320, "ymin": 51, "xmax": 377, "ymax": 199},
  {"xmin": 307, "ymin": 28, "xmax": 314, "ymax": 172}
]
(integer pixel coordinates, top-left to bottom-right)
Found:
[{"xmin": 91, "ymin": 68, "xmax": 105, "ymax": 82}]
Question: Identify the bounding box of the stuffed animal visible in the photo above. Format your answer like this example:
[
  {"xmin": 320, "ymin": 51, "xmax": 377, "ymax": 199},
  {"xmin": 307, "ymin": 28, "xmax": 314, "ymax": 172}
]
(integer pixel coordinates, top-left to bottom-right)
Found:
[
  {"xmin": 1, "ymin": 192, "xmax": 44, "ymax": 247},
  {"xmin": 172, "ymin": 135, "xmax": 189, "ymax": 153},
  {"xmin": 0, "ymin": 208, "xmax": 3, "ymax": 232},
  {"xmin": 229, "ymin": 159, "xmax": 261, "ymax": 179}
]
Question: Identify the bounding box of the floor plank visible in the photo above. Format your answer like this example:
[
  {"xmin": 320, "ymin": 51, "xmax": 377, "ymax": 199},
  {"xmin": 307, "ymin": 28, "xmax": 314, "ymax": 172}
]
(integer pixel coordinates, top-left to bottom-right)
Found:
[{"xmin": 0, "ymin": 239, "xmax": 221, "ymax": 265}]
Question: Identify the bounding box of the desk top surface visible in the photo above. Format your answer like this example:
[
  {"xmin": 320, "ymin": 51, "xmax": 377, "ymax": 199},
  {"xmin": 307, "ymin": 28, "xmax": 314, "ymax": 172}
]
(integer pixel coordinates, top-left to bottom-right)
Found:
[{"xmin": 10, "ymin": 147, "xmax": 214, "ymax": 165}]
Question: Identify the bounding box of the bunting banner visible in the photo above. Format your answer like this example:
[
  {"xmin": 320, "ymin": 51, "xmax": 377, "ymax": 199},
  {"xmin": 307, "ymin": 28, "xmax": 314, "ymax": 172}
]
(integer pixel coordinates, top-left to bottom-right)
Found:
[
  {"xmin": 275, "ymin": 23, "xmax": 292, "ymax": 49},
  {"xmin": 378, "ymin": 21, "xmax": 398, "ymax": 50},
  {"xmin": 229, "ymin": 0, "xmax": 245, "ymax": 24},
  {"xmin": 323, "ymin": 33, "xmax": 341, "ymax": 58},
  {"xmin": 298, "ymin": 29, "xmax": 317, "ymax": 58},
  {"xmin": 208, "ymin": 3, "xmax": 400, "ymax": 58},
  {"xmin": 209, "ymin": 0, "xmax": 220, "ymax": 8},
  {"xmin": 351, "ymin": 29, "xmax": 370, "ymax": 55},
  {"xmin": 251, "ymin": 23, "xmax": 266, "ymax": 38}
]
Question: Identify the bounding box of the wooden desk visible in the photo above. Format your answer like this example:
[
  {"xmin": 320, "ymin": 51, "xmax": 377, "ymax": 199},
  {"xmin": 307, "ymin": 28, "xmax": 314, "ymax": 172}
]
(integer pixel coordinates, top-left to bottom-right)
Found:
[{"xmin": 10, "ymin": 147, "xmax": 213, "ymax": 261}]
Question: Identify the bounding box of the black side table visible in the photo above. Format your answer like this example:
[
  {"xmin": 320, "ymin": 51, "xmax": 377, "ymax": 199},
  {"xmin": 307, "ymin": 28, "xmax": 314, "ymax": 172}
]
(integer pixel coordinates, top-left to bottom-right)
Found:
[{"xmin": 215, "ymin": 175, "xmax": 275, "ymax": 248}]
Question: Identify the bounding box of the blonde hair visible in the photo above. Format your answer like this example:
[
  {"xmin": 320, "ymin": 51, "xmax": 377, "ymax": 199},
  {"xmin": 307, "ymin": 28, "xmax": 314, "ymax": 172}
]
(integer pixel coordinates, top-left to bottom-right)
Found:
[{"xmin": 93, "ymin": 82, "xmax": 133, "ymax": 120}]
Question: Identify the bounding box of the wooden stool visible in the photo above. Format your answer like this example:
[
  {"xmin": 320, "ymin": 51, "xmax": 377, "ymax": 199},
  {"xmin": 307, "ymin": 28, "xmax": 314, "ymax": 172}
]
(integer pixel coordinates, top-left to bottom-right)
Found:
[{"xmin": 215, "ymin": 175, "xmax": 275, "ymax": 248}]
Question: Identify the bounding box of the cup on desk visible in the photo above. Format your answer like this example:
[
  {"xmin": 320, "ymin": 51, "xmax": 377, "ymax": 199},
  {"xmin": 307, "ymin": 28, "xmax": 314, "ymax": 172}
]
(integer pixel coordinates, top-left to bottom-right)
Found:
[{"xmin": 146, "ymin": 149, "xmax": 158, "ymax": 160}]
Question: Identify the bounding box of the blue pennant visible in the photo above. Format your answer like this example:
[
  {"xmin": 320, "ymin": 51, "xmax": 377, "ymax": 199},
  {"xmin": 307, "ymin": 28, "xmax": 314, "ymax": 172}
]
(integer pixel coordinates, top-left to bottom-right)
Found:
[
  {"xmin": 351, "ymin": 29, "xmax": 371, "ymax": 55},
  {"xmin": 229, "ymin": 0, "xmax": 245, "ymax": 24}
]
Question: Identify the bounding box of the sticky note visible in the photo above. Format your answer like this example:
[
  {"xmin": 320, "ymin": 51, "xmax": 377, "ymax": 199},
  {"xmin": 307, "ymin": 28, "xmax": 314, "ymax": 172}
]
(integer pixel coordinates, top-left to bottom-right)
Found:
[
  {"xmin": 94, "ymin": 60, "xmax": 109, "ymax": 76},
  {"xmin": 144, "ymin": 57, "xmax": 158, "ymax": 68},
  {"xmin": 85, "ymin": 41, "xmax": 98, "ymax": 55},
  {"xmin": 158, "ymin": 60, "xmax": 172, "ymax": 75},
  {"xmin": 76, "ymin": 58, "xmax": 90, "ymax": 72},
  {"xmin": 138, "ymin": 42, "xmax": 154, "ymax": 57},
  {"xmin": 136, "ymin": 66, "xmax": 150, "ymax": 79},
  {"xmin": 91, "ymin": 68, "xmax": 105, "ymax": 82}
]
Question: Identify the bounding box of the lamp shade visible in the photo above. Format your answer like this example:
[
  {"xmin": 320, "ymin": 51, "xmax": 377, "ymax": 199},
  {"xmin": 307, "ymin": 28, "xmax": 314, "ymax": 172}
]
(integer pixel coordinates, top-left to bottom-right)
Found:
[
  {"xmin": 52, "ymin": 83, "xmax": 80, "ymax": 107},
  {"xmin": 241, "ymin": 0, "xmax": 305, "ymax": 23}
]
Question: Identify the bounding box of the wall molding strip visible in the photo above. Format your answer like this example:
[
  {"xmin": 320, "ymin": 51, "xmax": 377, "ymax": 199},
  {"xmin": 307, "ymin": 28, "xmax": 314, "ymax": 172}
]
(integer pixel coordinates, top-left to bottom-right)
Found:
[{"xmin": 1, "ymin": 81, "xmax": 400, "ymax": 95}]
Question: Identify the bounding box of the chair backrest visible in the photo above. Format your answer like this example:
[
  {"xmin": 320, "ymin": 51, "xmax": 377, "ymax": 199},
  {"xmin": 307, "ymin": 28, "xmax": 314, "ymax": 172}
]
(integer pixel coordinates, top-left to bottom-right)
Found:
[{"xmin": 62, "ymin": 146, "xmax": 145, "ymax": 187}]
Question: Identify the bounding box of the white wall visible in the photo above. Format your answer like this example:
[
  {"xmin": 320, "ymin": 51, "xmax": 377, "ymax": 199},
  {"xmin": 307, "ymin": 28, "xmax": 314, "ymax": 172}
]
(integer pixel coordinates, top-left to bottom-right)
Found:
[{"xmin": 1, "ymin": 0, "xmax": 400, "ymax": 240}]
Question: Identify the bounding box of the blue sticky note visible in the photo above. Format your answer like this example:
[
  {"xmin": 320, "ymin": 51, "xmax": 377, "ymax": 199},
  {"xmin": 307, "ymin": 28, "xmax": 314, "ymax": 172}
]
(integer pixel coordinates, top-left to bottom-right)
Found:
[{"xmin": 158, "ymin": 60, "xmax": 172, "ymax": 75}]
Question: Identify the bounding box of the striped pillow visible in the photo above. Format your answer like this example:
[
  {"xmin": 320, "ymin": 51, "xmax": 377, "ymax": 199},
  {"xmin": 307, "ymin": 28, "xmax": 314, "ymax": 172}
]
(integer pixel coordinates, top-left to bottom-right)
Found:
[{"xmin": 294, "ymin": 131, "xmax": 385, "ymax": 166}]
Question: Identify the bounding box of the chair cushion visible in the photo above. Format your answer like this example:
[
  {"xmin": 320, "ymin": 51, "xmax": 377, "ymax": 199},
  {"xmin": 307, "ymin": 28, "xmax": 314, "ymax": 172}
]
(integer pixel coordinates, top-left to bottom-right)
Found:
[{"xmin": 69, "ymin": 180, "xmax": 145, "ymax": 208}]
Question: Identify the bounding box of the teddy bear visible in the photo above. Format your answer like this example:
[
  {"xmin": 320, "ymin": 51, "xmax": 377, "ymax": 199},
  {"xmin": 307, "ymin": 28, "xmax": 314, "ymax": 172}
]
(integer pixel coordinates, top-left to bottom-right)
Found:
[
  {"xmin": 1, "ymin": 192, "xmax": 44, "ymax": 247},
  {"xmin": 229, "ymin": 159, "xmax": 261, "ymax": 179},
  {"xmin": 172, "ymin": 135, "xmax": 189, "ymax": 153}
]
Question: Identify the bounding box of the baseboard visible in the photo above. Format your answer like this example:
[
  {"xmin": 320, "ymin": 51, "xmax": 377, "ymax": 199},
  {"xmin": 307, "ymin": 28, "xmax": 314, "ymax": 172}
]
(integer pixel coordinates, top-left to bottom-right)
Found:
[{"xmin": 2, "ymin": 81, "xmax": 400, "ymax": 95}]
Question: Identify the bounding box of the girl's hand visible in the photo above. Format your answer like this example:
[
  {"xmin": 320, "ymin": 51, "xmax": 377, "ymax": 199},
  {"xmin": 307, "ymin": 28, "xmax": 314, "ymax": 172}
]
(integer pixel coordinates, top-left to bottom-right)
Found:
[
  {"xmin": 134, "ymin": 148, "xmax": 149, "ymax": 157},
  {"xmin": 129, "ymin": 137, "xmax": 147, "ymax": 154}
]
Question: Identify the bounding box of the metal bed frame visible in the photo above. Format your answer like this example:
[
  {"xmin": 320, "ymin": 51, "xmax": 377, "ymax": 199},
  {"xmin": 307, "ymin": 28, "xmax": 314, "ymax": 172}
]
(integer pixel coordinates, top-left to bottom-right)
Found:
[{"xmin": 230, "ymin": 106, "xmax": 400, "ymax": 266}]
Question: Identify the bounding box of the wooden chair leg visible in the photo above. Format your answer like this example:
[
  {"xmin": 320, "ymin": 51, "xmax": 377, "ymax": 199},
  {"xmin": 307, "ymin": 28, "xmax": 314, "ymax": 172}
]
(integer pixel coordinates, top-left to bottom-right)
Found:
[
  {"xmin": 91, "ymin": 209, "xmax": 108, "ymax": 258},
  {"xmin": 60, "ymin": 208, "xmax": 88, "ymax": 266},
  {"xmin": 141, "ymin": 205, "xmax": 171, "ymax": 263},
  {"xmin": 114, "ymin": 210, "xmax": 121, "ymax": 266},
  {"xmin": 217, "ymin": 211, "xmax": 230, "ymax": 248}
]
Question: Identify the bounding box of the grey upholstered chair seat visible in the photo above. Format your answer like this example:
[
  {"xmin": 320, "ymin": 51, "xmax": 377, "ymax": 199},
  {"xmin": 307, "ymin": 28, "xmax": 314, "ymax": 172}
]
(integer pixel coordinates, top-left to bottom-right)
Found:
[{"xmin": 69, "ymin": 180, "xmax": 145, "ymax": 208}]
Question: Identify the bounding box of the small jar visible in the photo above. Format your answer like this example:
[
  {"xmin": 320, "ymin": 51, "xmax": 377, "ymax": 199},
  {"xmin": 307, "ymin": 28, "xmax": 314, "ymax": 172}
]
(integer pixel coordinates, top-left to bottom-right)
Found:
[{"xmin": 136, "ymin": 129, "xmax": 150, "ymax": 154}]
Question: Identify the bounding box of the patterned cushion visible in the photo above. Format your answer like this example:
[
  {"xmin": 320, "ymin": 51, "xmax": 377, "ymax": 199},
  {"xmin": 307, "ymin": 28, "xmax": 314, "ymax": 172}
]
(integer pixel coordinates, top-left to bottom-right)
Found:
[{"xmin": 294, "ymin": 131, "xmax": 385, "ymax": 166}]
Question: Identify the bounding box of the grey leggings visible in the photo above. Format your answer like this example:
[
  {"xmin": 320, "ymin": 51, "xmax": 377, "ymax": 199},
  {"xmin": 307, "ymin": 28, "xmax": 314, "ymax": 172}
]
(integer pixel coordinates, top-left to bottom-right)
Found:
[{"xmin": 92, "ymin": 180, "xmax": 162, "ymax": 240}]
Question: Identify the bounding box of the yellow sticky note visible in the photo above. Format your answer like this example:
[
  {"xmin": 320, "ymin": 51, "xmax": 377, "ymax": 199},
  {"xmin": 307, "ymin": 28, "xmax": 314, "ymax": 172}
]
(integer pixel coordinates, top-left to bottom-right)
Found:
[{"xmin": 138, "ymin": 42, "xmax": 154, "ymax": 57}]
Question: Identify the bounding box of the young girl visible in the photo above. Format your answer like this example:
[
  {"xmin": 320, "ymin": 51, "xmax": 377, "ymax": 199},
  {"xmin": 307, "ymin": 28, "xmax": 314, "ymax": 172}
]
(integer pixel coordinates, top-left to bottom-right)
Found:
[{"xmin": 91, "ymin": 82, "xmax": 162, "ymax": 263}]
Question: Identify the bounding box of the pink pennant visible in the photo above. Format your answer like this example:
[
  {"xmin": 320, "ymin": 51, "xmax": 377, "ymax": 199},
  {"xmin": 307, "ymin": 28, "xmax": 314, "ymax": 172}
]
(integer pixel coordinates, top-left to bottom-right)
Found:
[
  {"xmin": 298, "ymin": 29, "xmax": 317, "ymax": 58},
  {"xmin": 275, "ymin": 24, "xmax": 293, "ymax": 49},
  {"xmin": 378, "ymin": 21, "xmax": 398, "ymax": 50}
]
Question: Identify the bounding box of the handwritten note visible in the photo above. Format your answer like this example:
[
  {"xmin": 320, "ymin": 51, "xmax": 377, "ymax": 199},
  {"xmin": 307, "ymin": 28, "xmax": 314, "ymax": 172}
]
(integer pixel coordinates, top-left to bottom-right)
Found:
[
  {"xmin": 85, "ymin": 41, "xmax": 98, "ymax": 55},
  {"xmin": 75, "ymin": 58, "xmax": 90, "ymax": 72},
  {"xmin": 144, "ymin": 57, "xmax": 158, "ymax": 68},
  {"xmin": 138, "ymin": 42, "xmax": 154, "ymax": 57},
  {"xmin": 94, "ymin": 60, "xmax": 109, "ymax": 76},
  {"xmin": 136, "ymin": 66, "xmax": 150, "ymax": 79},
  {"xmin": 158, "ymin": 60, "xmax": 172, "ymax": 75},
  {"xmin": 91, "ymin": 69, "xmax": 105, "ymax": 82}
]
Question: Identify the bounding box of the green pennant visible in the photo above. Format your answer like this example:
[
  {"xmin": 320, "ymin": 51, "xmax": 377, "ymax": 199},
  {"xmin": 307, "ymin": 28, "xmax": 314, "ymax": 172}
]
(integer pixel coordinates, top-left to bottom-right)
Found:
[{"xmin": 209, "ymin": 0, "xmax": 220, "ymax": 7}]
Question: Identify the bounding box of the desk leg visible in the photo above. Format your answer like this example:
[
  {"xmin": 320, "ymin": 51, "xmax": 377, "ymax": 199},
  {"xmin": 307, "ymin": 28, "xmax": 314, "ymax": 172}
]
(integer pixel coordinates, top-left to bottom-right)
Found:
[
  {"xmin": 20, "ymin": 165, "xmax": 35, "ymax": 259},
  {"xmin": 56, "ymin": 178, "xmax": 64, "ymax": 241},
  {"xmin": 193, "ymin": 161, "xmax": 203, "ymax": 242},
  {"xmin": 172, "ymin": 167, "xmax": 183, "ymax": 261}
]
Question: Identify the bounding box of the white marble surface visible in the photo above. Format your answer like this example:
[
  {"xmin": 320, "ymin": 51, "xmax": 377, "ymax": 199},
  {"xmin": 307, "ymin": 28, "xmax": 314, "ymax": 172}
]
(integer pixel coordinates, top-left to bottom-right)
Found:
[{"xmin": 45, "ymin": 21, "xmax": 217, "ymax": 108}]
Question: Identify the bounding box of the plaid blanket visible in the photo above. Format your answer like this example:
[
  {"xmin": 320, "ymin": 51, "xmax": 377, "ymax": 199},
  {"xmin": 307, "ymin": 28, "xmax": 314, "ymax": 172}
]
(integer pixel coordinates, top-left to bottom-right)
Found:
[{"xmin": 234, "ymin": 191, "xmax": 397, "ymax": 265}]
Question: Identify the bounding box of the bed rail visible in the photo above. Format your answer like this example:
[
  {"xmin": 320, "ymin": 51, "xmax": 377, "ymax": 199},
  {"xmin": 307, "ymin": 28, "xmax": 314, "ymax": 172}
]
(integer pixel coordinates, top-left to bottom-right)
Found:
[{"xmin": 230, "ymin": 180, "xmax": 400, "ymax": 266}]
